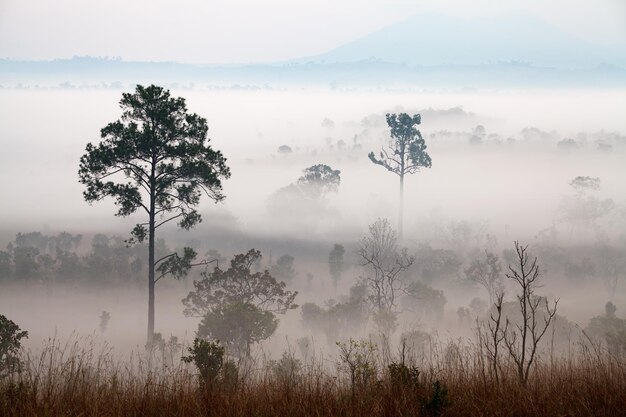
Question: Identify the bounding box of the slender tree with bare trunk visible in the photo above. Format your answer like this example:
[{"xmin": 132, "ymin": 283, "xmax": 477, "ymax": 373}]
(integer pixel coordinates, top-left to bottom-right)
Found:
[
  {"xmin": 368, "ymin": 113, "xmax": 432, "ymax": 239},
  {"xmin": 79, "ymin": 84, "xmax": 230, "ymax": 345}
]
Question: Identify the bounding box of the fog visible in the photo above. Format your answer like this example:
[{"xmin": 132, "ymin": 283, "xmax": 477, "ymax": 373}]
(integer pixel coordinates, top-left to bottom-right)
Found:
[
  {"xmin": 2, "ymin": 88, "xmax": 625, "ymax": 230},
  {"xmin": 1, "ymin": 83, "xmax": 625, "ymax": 364},
  {"xmin": 3, "ymin": 1, "xmax": 626, "ymax": 414}
]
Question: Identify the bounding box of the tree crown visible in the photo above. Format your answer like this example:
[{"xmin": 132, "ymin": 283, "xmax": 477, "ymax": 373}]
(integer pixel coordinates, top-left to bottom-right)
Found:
[
  {"xmin": 368, "ymin": 112, "xmax": 432, "ymax": 176},
  {"xmin": 183, "ymin": 249, "xmax": 298, "ymax": 317},
  {"xmin": 297, "ymin": 164, "xmax": 341, "ymax": 198},
  {"xmin": 78, "ymin": 84, "xmax": 230, "ymax": 241}
]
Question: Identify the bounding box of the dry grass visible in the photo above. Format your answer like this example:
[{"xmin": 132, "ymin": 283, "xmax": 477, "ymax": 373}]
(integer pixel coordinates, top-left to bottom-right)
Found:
[{"xmin": 1, "ymin": 336, "xmax": 625, "ymax": 417}]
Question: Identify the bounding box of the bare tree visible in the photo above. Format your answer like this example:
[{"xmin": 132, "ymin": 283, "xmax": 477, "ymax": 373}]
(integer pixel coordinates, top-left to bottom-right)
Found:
[
  {"xmin": 358, "ymin": 219, "xmax": 414, "ymax": 331},
  {"xmin": 502, "ymin": 241, "xmax": 558, "ymax": 385},
  {"xmin": 478, "ymin": 292, "xmax": 507, "ymax": 384}
]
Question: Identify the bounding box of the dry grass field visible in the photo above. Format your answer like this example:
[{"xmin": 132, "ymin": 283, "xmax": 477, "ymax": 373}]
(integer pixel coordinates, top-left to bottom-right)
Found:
[{"xmin": 1, "ymin": 335, "xmax": 625, "ymax": 417}]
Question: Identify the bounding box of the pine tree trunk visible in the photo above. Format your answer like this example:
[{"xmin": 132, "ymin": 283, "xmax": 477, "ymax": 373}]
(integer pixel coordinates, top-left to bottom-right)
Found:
[
  {"xmin": 147, "ymin": 211, "xmax": 155, "ymax": 344},
  {"xmin": 398, "ymin": 173, "xmax": 404, "ymax": 240},
  {"xmin": 147, "ymin": 158, "xmax": 156, "ymax": 345}
]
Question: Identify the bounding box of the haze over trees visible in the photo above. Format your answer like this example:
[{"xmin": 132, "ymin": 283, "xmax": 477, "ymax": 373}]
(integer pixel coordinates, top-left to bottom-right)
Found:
[
  {"xmin": 270, "ymin": 254, "xmax": 297, "ymax": 284},
  {"xmin": 2, "ymin": 2, "xmax": 626, "ymax": 415},
  {"xmin": 464, "ymin": 250, "xmax": 504, "ymax": 303},
  {"xmin": 266, "ymin": 164, "xmax": 342, "ymax": 232},
  {"xmin": 78, "ymin": 84, "xmax": 230, "ymax": 343},
  {"xmin": 268, "ymin": 164, "xmax": 341, "ymax": 208},
  {"xmin": 559, "ymin": 176, "xmax": 614, "ymax": 238}
]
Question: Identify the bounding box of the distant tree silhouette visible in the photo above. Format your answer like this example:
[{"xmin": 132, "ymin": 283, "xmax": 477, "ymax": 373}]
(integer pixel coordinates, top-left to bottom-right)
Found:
[
  {"xmin": 277, "ymin": 145, "xmax": 292, "ymax": 154},
  {"xmin": 559, "ymin": 176, "xmax": 614, "ymax": 238},
  {"xmin": 368, "ymin": 113, "xmax": 432, "ymax": 239},
  {"xmin": 301, "ymin": 284, "xmax": 368, "ymax": 346},
  {"xmin": 0, "ymin": 251, "xmax": 11, "ymax": 280},
  {"xmin": 585, "ymin": 301, "xmax": 626, "ymax": 358},
  {"xmin": 78, "ymin": 84, "xmax": 230, "ymax": 343},
  {"xmin": 12, "ymin": 246, "xmax": 40, "ymax": 280},
  {"xmin": 297, "ymin": 164, "xmax": 341, "ymax": 200},
  {"xmin": 464, "ymin": 251, "xmax": 504, "ymax": 304},
  {"xmin": 266, "ymin": 164, "xmax": 341, "ymax": 232},
  {"xmin": 270, "ymin": 254, "xmax": 297, "ymax": 283},
  {"xmin": 328, "ymin": 243, "xmax": 346, "ymax": 290}
]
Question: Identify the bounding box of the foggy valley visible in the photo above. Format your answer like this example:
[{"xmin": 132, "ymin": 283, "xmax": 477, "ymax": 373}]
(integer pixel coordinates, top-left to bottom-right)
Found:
[{"xmin": 1, "ymin": 1, "xmax": 625, "ymax": 416}]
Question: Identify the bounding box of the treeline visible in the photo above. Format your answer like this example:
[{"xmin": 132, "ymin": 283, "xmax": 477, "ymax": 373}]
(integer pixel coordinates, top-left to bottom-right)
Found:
[
  {"xmin": 0, "ymin": 231, "xmax": 178, "ymax": 287},
  {"xmin": 1, "ymin": 228, "xmax": 624, "ymax": 296}
]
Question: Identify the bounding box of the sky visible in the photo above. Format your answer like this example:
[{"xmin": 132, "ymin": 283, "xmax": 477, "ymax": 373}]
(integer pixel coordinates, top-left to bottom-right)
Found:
[{"xmin": 0, "ymin": 0, "xmax": 625, "ymax": 64}]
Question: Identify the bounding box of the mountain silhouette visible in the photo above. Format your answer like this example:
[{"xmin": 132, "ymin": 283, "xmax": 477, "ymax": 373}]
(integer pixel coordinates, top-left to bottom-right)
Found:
[{"xmin": 302, "ymin": 12, "xmax": 626, "ymax": 68}]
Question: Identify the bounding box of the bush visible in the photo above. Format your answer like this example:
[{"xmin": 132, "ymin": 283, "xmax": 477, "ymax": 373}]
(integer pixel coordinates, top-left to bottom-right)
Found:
[
  {"xmin": 336, "ymin": 338, "xmax": 377, "ymax": 395},
  {"xmin": 388, "ymin": 361, "xmax": 419, "ymax": 392},
  {"xmin": 0, "ymin": 314, "xmax": 28, "ymax": 378},
  {"xmin": 182, "ymin": 338, "xmax": 224, "ymax": 385},
  {"xmin": 421, "ymin": 380, "xmax": 449, "ymax": 417}
]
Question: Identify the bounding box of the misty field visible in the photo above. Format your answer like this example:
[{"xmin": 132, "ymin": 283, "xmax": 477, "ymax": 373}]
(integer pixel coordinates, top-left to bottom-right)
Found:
[
  {"xmin": 2, "ymin": 0, "xmax": 626, "ymax": 414},
  {"xmin": 1, "ymin": 86, "xmax": 626, "ymax": 417}
]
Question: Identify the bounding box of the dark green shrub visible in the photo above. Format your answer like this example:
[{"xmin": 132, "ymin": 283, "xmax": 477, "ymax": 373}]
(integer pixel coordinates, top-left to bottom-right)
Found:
[
  {"xmin": 0, "ymin": 314, "xmax": 28, "ymax": 378},
  {"xmin": 421, "ymin": 380, "xmax": 449, "ymax": 417},
  {"xmin": 182, "ymin": 338, "xmax": 224, "ymax": 385},
  {"xmin": 221, "ymin": 359, "xmax": 239, "ymax": 391},
  {"xmin": 388, "ymin": 361, "xmax": 419, "ymax": 391}
]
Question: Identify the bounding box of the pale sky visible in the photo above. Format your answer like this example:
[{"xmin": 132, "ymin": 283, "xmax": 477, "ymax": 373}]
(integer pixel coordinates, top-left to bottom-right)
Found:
[{"xmin": 0, "ymin": 0, "xmax": 624, "ymax": 64}]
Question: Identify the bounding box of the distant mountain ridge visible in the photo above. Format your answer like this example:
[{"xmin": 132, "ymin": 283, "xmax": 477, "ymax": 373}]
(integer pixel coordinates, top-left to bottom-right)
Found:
[
  {"xmin": 1, "ymin": 56, "xmax": 625, "ymax": 88},
  {"xmin": 299, "ymin": 12, "xmax": 626, "ymax": 68},
  {"xmin": 2, "ymin": 11, "xmax": 626, "ymax": 89}
]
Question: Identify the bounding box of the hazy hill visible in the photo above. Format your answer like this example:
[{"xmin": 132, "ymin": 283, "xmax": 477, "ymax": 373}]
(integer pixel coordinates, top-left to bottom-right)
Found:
[
  {"xmin": 2, "ymin": 12, "xmax": 626, "ymax": 88},
  {"xmin": 303, "ymin": 12, "xmax": 626, "ymax": 68}
]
